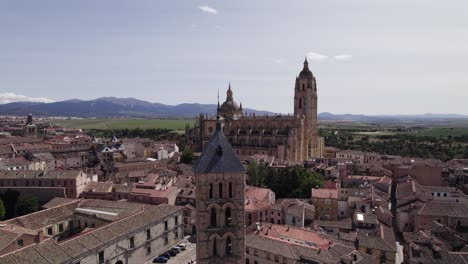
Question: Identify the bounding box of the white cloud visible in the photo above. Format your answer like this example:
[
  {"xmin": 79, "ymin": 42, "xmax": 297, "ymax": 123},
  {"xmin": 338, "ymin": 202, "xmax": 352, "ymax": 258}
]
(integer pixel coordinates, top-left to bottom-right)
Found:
[
  {"xmin": 334, "ymin": 54, "xmax": 353, "ymax": 61},
  {"xmin": 199, "ymin": 6, "xmax": 218, "ymax": 14},
  {"xmin": 306, "ymin": 52, "xmax": 328, "ymax": 61},
  {"xmin": 214, "ymin": 25, "xmax": 224, "ymax": 30},
  {"xmin": 0, "ymin": 92, "xmax": 54, "ymax": 104}
]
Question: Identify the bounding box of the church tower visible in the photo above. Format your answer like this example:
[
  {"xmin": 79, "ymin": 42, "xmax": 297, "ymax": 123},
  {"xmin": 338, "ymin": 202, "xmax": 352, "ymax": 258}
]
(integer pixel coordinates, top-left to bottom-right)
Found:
[
  {"xmin": 294, "ymin": 58, "xmax": 319, "ymax": 159},
  {"xmin": 194, "ymin": 117, "xmax": 245, "ymax": 264}
]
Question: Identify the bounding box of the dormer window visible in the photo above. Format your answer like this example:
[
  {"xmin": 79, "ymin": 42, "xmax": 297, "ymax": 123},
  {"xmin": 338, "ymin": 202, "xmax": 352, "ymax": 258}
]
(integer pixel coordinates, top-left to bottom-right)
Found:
[{"xmin": 216, "ymin": 146, "xmax": 223, "ymax": 156}]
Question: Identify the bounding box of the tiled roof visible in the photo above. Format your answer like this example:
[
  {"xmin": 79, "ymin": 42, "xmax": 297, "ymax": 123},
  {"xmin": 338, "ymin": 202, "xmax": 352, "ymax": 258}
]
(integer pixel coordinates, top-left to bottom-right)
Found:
[
  {"xmin": 0, "ymin": 170, "xmax": 83, "ymax": 180},
  {"xmin": 0, "ymin": 203, "xmax": 182, "ymax": 264},
  {"xmin": 42, "ymin": 197, "xmax": 80, "ymax": 209},
  {"xmin": 194, "ymin": 122, "xmax": 244, "ymax": 174},
  {"xmin": 5, "ymin": 202, "xmax": 79, "ymax": 231},
  {"xmin": 416, "ymin": 200, "xmax": 468, "ymax": 218},
  {"xmin": 312, "ymin": 188, "xmax": 338, "ymax": 199}
]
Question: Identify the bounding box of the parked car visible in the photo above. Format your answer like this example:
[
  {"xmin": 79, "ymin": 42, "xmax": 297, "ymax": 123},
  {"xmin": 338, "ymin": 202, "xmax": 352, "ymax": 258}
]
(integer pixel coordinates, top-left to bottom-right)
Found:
[
  {"xmin": 160, "ymin": 253, "xmax": 171, "ymax": 259},
  {"xmin": 178, "ymin": 243, "xmax": 187, "ymax": 251},
  {"xmin": 168, "ymin": 249, "xmax": 178, "ymax": 256},
  {"xmin": 153, "ymin": 257, "xmax": 168, "ymax": 263},
  {"xmin": 171, "ymin": 247, "xmax": 181, "ymax": 253}
]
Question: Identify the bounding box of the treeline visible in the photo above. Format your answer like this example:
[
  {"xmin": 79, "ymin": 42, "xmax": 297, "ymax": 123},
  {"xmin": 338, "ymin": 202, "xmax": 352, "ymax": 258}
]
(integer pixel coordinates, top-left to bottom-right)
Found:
[
  {"xmin": 0, "ymin": 190, "xmax": 39, "ymax": 220},
  {"xmin": 86, "ymin": 128, "xmax": 182, "ymax": 142},
  {"xmin": 247, "ymin": 161, "xmax": 323, "ymax": 199},
  {"xmin": 321, "ymin": 130, "xmax": 468, "ymax": 161}
]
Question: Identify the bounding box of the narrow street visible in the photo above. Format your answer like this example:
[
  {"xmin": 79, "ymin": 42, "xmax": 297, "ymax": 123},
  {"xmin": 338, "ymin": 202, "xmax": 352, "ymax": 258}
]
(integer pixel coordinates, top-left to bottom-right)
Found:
[{"xmin": 391, "ymin": 179, "xmax": 404, "ymax": 264}]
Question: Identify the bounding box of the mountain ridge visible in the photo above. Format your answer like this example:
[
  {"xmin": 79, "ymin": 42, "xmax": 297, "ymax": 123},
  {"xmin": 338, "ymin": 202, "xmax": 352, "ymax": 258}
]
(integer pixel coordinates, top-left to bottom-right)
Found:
[{"xmin": 0, "ymin": 98, "xmax": 467, "ymax": 120}]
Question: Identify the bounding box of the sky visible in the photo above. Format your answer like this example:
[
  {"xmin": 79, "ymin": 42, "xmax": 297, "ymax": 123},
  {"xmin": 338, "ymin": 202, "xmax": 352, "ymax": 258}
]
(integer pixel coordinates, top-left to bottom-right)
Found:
[{"xmin": 0, "ymin": 0, "xmax": 467, "ymax": 115}]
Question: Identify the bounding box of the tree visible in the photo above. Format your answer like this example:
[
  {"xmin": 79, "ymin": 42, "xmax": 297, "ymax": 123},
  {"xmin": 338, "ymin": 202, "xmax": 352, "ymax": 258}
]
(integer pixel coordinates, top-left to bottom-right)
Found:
[
  {"xmin": 247, "ymin": 161, "xmax": 270, "ymax": 187},
  {"xmin": 16, "ymin": 194, "xmax": 39, "ymax": 217},
  {"xmin": 1, "ymin": 189, "xmax": 20, "ymax": 219},
  {"xmin": 180, "ymin": 149, "xmax": 194, "ymax": 164},
  {"xmin": 0, "ymin": 199, "xmax": 5, "ymax": 220}
]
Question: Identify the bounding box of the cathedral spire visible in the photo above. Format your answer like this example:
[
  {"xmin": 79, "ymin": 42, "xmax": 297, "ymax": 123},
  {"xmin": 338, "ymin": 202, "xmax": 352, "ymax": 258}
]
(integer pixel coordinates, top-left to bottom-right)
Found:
[
  {"xmin": 217, "ymin": 89, "xmax": 220, "ymax": 115},
  {"xmin": 226, "ymin": 83, "xmax": 233, "ymax": 101},
  {"xmin": 303, "ymin": 56, "xmax": 309, "ymax": 71}
]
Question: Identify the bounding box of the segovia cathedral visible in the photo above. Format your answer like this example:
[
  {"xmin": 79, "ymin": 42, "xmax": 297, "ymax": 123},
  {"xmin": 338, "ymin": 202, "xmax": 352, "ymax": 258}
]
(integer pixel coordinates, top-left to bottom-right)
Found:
[{"xmin": 189, "ymin": 58, "xmax": 324, "ymax": 162}]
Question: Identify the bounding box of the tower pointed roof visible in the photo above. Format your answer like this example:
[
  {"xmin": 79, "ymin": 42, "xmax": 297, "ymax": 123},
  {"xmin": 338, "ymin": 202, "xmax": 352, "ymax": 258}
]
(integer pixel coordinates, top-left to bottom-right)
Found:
[
  {"xmin": 299, "ymin": 57, "xmax": 313, "ymax": 78},
  {"xmin": 194, "ymin": 117, "xmax": 245, "ymax": 174}
]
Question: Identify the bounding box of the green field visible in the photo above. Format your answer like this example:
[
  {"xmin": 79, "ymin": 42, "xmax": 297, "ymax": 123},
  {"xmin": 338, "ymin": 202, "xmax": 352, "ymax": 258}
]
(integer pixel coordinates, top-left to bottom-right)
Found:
[
  {"xmin": 51, "ymin": 118, "xmax": 195, "ymax": 130},
  {"xmin": 411, "ymin": 127, "xmax": 468, "ymax": 138}
]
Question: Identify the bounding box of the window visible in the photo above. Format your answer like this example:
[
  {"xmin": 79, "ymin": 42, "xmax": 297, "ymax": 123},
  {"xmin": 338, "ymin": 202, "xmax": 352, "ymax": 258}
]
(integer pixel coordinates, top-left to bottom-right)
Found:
[
  {"xmin": 292, "ymin": 217, "xmax": 296, "ymax": 224},
  {"xmin": 254, "ymin": 261, "xmax": 258, "ymax": 264},
  {"xmin": 143, "ymin": 245, "xmax": 151, "ymax": 256},
  {"xmin": 254, "ymin": 249, "xmax": 258, "ymax": 256},
  {"xmin": 219, "ymin": 183, "xmax": 223, "ymax": 198},
  {"xmin": 246, "ymin": 259, "xmax": 250, "ymax": 264},
  {"xmin": 229, "ymin": 182, "xmax": 233, "ymax": 198},
  {"xmin": 267, "ymin": 253, "xmax": 271, "ymax": 260},
  {"xmin": 69, "ymin": 220, "xmax": 73, "ymax": 229},
  {"xmin": 146, "ymin": 229, "xmax": 151, "ymax": 240},
  {"xmin": 213, "ymin": 237, "xmax": 217, "ymax": 256},
  {"xmin": 164, "ymin": 235, "xmax": 168, "ymax": 245},
  {"xmin": 209, "ymin": 183, "xmax": 213, "ymax": 199},
  {"xmin": 98, "ymin": 251, "xmax": 104, "ymax": 264},
  {"xmin": 444, "ymin": 193, "xmax": 447, "ymax": 197},
  {"xmin": 164, "ymin": 221, "xmax": 168, "ymax": 231},
  {"xmin": 129, "ymin": 236, "xmax": 135, "ymax": 249},
  {"xmin": 275, "ymin": 255, "xmax": 279, "ymax": 262},
  {"xmin": 225, "ymin": 207, "xmax": 232, "ymax": 226},
  {"xmin": 246, "ymin": 247, "xmax": 249, "ymax": 254},
  {"xmin": 298, "ymin": 98, "xmax": 302, "ymax": 109},
  {"xmin": 248, "ymin": 213, "xmax": 252, "ymax": 226},
  {"xmin": 175, "ymin": 229, "xmax": 179, "ymax": 238},
  {"xmin": 437, "ymin": 193, "xmax": 441, "ymax": 197},
  {"xmin": 47, "ymin": 227, "xmax": 53, "ymax": 235},
  {"xmin": 210, "ymin": 208, "xmax": 217, "ymax": 227},
  {"xmin": 17, "ymin": 239, "xmax": 23, "ymax": 247},
  {"xmin": 226, "ymin": 236, "xmax": 232, "ymax": 256}
]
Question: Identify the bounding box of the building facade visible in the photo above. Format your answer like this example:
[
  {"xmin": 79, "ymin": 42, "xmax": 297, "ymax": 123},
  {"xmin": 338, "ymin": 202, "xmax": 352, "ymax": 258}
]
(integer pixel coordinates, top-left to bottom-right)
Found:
[
  {"xmin": 197, "ymin": 59, "xmax": 323, "ymax": 162},
  {"xmin": 194, "ymin": 119, "xmax": 246, "ymax": 264}
]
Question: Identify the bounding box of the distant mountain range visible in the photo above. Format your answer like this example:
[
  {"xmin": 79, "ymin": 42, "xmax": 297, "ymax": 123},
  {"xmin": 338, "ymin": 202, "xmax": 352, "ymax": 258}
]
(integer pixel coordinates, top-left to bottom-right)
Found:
[
  {"xmin": 0, "ymin": 97, "xmax": 467, "ymax": 121},
  {"xmin": 0, "ymin": 97, "xmax": 274, "ymax": 118}
]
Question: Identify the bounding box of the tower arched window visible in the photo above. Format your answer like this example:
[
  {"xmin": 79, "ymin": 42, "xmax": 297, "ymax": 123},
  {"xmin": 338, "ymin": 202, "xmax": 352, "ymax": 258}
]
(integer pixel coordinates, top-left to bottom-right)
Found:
[
  {"xmin": 229, "ymin": 182, "xmax": 233, "ymax": 198},
  {"xmin": 219, "ymin": 183, "xmax": 223, "ymax": 199},
  {"xmin": 299, "ymin": 99, "xmax": 302, "ymax": 109},
  {"xmin": 248, "ymin": 213, "xmax": 252, "ymax": 226},
  {"xmin": 226, "ymin": 236, "xmax": 232, "ymax": 256},
  {"xmin": 209, "ymin": 183, "xmax": 213, "ymax": 199},
  {"xmin": 225, "ymin": 207, "xmax": 232, "ymax": 226},
  {"xmin": 210, "ymin": 208, "xmax": 217, "ymax": 227},
  {"xmin": 213, "ymin": 237, "xmax": 217, "ymax": 256},
  {"xmin": 302, "ymin": 84, "xmax": 305, "ymax": 90}
]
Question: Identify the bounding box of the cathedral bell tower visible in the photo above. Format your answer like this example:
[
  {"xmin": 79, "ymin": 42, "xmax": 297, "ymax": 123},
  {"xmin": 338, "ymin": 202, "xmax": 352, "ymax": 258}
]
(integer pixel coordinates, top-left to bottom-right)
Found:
[
  {"xmin": 194, "ymin": 117, "xmax": 246, "ymax": 264},
  {"xmin": 294, "ymin": 58, "xmax": 318, "ymax": 159}
]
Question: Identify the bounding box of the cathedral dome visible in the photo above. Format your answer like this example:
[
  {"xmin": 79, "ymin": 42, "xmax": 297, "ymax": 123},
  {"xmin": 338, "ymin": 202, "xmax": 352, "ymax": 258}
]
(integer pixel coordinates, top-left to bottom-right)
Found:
[{"xmin": 220, "ymin": 100, "xmax": 240, "ymax": 112}]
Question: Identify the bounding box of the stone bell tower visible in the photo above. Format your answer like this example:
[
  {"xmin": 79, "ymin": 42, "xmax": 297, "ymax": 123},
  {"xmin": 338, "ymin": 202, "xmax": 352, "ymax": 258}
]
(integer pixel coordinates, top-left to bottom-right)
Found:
[
  {"xmin": 294, "ymin": 58, "xmax": 319, "ymax": 159},
  {"xmin": 194, "ymin": 117, "xmax": 246, "ymax": 264}
]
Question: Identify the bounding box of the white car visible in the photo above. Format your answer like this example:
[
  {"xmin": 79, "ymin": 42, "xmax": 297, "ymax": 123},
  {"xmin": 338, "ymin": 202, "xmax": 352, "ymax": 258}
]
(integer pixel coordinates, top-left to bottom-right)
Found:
[{"xmin": 178, "ymin": 243, "xmax": 187, "ymax": 251}]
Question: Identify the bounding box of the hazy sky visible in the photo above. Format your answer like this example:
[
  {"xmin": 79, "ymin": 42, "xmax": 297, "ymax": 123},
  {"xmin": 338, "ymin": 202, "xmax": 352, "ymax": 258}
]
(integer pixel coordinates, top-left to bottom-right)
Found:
[{"xmin": 1, "ymin": 0, "xmax": 467, "ymax": 114}]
